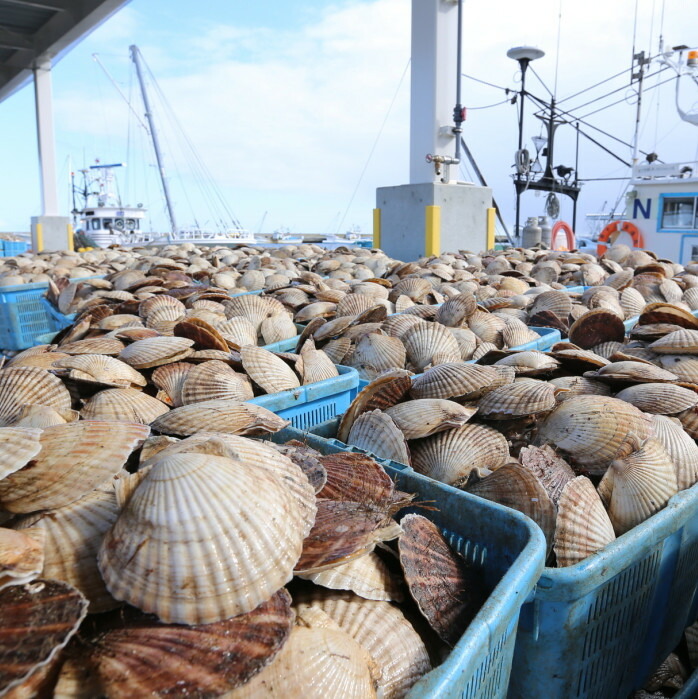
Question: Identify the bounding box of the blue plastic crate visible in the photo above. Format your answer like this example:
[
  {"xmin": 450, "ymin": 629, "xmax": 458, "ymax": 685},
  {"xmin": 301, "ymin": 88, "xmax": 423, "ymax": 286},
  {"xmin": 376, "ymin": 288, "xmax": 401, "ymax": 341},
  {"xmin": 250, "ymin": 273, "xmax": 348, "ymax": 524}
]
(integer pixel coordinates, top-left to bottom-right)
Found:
[
  {"xmin": 248, "ymin": 365, "xmax": 359, "ymax": 430},
  {"xmin": 261, "ymin": 423, "xmax": 546, "ymax": 699},
  {"xmin": 41, "ymin": 297, "xmax": 75, "ymax": 330},
  {"xmin": 563, "ymin": 285, "xmax": 589, "ymax": 294},
  {"xmin": 1, "ymin": 240, "xmax": 30, "ymax": 257},
  {"xmin": 509, "ymin": 482, "xmax": 698, "ymax": 698}
]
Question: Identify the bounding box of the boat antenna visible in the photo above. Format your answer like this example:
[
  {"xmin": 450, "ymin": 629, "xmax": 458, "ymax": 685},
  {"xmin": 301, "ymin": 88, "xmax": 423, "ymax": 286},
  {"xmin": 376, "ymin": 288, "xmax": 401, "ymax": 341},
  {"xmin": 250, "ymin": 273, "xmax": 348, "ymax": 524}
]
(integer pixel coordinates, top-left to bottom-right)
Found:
[{"xmin": 130, "ymin": 45, "xmax": 178, "ymax": 236}]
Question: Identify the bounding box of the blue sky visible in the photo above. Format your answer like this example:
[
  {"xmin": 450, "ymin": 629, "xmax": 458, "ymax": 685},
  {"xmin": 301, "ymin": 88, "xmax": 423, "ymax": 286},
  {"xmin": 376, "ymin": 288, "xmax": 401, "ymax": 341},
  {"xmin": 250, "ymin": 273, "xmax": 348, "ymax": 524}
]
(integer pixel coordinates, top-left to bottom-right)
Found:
[{"xmin": 1, "ymin": 0, "xmax": 697, "ymax": 238}]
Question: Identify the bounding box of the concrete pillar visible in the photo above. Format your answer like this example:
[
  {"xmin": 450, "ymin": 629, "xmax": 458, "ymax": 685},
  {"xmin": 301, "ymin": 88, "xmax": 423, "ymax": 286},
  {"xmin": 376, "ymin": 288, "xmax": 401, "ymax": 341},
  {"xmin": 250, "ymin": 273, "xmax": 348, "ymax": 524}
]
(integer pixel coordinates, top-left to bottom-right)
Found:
[
  {"xmin": 410, "ymin": 0, "xmax": 458, "ymax": 184},
  {"xmin": 33, "ymin": 61, "xmax": 60, "ymax": 216}
]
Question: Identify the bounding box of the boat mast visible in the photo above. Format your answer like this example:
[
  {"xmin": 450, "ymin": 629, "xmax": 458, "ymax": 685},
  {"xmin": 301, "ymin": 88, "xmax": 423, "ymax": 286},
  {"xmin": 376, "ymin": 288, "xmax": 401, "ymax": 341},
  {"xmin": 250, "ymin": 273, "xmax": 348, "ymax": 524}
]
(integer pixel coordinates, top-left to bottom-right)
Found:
[{"xmin": 130, "ymin": 45, "xmax": 178, "ymax": 236}]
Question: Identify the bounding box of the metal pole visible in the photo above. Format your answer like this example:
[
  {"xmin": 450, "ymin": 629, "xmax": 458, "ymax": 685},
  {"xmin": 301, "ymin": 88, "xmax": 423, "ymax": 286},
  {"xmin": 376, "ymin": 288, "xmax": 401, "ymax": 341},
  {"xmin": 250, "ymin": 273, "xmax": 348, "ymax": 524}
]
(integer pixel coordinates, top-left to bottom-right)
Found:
[
  {"xmin": 573, "ymin": 121, "xmax": 580, "ymax": 233},
  {"xmin": 514, "ymin": 60, "xmax": 529, "ymax": 242},
  {"xmin": 453, "ymin": 0, "xmax": 464, "ymax": 163},
  {"xmin": 130, "ymin": 45, "xmax": 178, "ymax": 235}
]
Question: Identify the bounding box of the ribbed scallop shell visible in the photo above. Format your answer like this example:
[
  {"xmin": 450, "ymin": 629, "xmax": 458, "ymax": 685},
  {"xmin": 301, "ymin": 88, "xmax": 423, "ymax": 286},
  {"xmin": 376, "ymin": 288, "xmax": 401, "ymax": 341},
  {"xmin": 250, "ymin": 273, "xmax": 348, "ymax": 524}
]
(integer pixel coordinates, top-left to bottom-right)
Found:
[
  {"xmin": 11, "ymin": 404, "xmax": 79, "ymax": 428},
  {"xmin": 336, "ymin": 293, "xmax": 376, "ymax": 318},
  {"xmin": 231, "ymin": 625, "xmax": 377, "ymax": 698},
  {"xmin": 0, "ymin": 527, "xmax": 45, "ymax": 590},
  {"xmin": 477, "ymin": 380, "xmax": 556, "ymax": 419},
  {"xmin": 656, "ymin": 355, "xmax": 698, "ymax": 382},
  {"xmin": 295, "ymin": 590, "xmax": 431, "ymax": 699},
  {"xmin": 6, "ymin": 345, "xmax": 56, "ymax": 366},
  {"xmin": 150, "ymin": 399, "xmax": 289, "ymax": 436},
  {"xmin": 322, "ymin": 337, "xmax": 352, "ymax": 364},
  {"xmin": 590, "ymin": 341, "xmax": 626, "ymax": 359},
  {"xmin": 600, "ymin": 437, "xmax": 678, "ymax": 535},
  {"xmin": 352, "ymin": 334, "xmax": 406, "ymax": 379},
  {"xmin": 649, "ymin": 328, "xmax": 698, "ymax": 354},
  {"xmin": 180, "ymin": 360, "xmax": 253, "ymax": 404},
  {"xmin": 529, "ymin": 290, "xmax": 573, "ymax": 320},
  {"xmin": 14, "ymin": 482, "xmax": 120, "ymax": 612},
  {"xmin": 260, "ymin": 313, "xmax": 297, "ymax": 345},
  {"xmin": 52, "ymin": 354, "xmax": 147, "ymax": 388},
  {"xmin": 467, "ymin": 310, "xmax": 505, "ymax": 346},
  {"xmin": 398, "ymin": 513, "xmax": 485, "ymax": 647},
  {"xmin": 402, "ymin": 322, "xmax": 461, "ymax": 372},
  {"xmin": 435, "ymin": 293, "xmax": 476, "ymax": 327},
  {"xmin": 9, "ymin": 351, "xmax": 70, "ymax": 369},
  {"xmin": 0, "ymin": 421, "xmax": 149, "ymax": 513},
  {"xmin": 217, "ymin": 316, "xmax": 258, "ymax": 347},
  {"xmin": 502, "ymin": 318, "xmax": 541, "ymax": 348},
  {"xmin": 615, "ymin": 383, "xmax": 698, "ymax": 415},
  {"xmin": 145, "ymin": 304, "xmax": 187, "ymax": 329},
  {"xmin": 299, "ymin": 349, "xmax": 339, "ymax": 385},
  {"xmin": 395, "ymin": 295, "xmax": 414, "ymax": 312},
  {"xmin": 519, "ymin": 445, "xmax": 575, "ymax": 507},
  {"xmin": 240, "ymin": 345, "xmax": 300, "ymax": 393},
  {"xmin": 410, "ymin": 423, "xmax": 509, "ymax": 485},
  {"xmin": 392, "ymin": 277, "xmax": 432, "ymax": 302},
  {"xmin": 119, "ymin": 336, "xmax": 195, "ymax": 369},
  {"xmin": 554, "ymin": 476, "xmax": 616, "ymax": 567},
  {"xmin": 448, "ymin": 327, "xmax": 478, "ymax": 360},
  {"xmin": 224, "ymin": 294, "xmax": 287, "ymax": 329},
  {"xmin": 0, "ymin": 367, "xmax": 72, "ymax": 427},
  {"xmin": 410, "ymin": 363, "xmax": 504, "ymax": 401},
  {"xmin": 81, "ymin": 388, "xmax": 169, "ymax": 424},
  {"xmin": 494, "ymin": 351, "xmax": 560, "ymax": 376},
  {"xmin": 620, "ymin": 287, "xmax": 646, "ymax": 318},
  {"xmin": 568, "ymin": 309, "xmax": 626, "ymax": 349},
  {"xmin": 298, "ymin": 552, "xmax": 402, "ymax": 602},
  {"xmin": 0, "ymin": 579, "xmax": 88, "ymax": 696},
  {"xmin": 381, "ymin": 314, "xmax": 424, "ymax": 338},
  {"xmin": 139, "ymin": 294, "xmax": 186, "ymax": 319},
  {"xmin": 98, "ymin": 450, "xmax": 311, "ymax": 623},
  {"xmin": 538, "ymin": 396, "xmax": 652, "ymax": 472},
  {"xmin": 585, "ymin": 360, "xmax": 679, "ymax": 384},
  {"xmin": 295, "ymin": 301, "xmax": 337, "ymax": 323},
  {"xmin": 58, "ymin": 338, "xmax": 126, "ymax": 356},
  {"xmin": 384, "ymin": 399, "xmax": 475, "ymax": 439},
  {"xmin": 347, "ymin": 410, "xmax": 411, "ymax": 466},
  {"xmin": 0, "ymin": 427, "xmax": 42, "ymax": 480},
  {"xmin": 650, "ymin": 414, "xmax": 698, "ymax": 491},
  {"xmin": 548, "ymin": 376, "xmax": 611, "ymax": 401}
]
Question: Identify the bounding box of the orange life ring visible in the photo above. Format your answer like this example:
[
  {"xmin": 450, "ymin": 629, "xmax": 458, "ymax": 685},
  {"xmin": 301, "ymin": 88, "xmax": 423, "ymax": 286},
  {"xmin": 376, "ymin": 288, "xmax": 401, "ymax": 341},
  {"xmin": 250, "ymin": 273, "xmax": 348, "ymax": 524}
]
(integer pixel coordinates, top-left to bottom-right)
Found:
[
  {"xmin": 551, "ymin": 221, "xmax": 576, "ymax": 251},
  {"xmin": 597, "ymin": 221, "xmax": 644, "ymax": 256}
]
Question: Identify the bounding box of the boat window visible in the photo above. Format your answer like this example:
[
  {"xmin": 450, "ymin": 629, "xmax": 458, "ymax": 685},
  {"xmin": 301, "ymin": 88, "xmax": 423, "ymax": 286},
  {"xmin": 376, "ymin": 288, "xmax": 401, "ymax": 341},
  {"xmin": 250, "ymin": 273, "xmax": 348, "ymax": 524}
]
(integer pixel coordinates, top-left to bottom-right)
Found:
[
  {"xmin": 662, "ymin": 197, "xmax": 696, "ymax": 228},
  {"xmin": 102, "ymin": 218, "xmax": 113, "ymax": 231},
  {"xmin": 126, "ymin": 218, "xmax": 136, "ymax": 230},
  {"xmin": 92, "ymin": 219, "xmax": 101, "ymax": 230}
]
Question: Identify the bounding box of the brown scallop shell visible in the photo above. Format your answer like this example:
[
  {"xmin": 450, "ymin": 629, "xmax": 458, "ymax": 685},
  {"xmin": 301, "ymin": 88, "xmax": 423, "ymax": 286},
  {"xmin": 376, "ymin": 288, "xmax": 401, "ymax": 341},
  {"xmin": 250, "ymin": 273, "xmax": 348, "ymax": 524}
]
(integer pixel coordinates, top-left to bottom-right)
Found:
[
  {"xmin": 0, "ymin": 580, "xmax": 88, "ymax": 696},
  {"xmin": 0, "ymin": 427, "xmax": 42, "ymax": 480},
  {"xmin": 639, "ymin": 302, "xmax": 698, "ymax": 329},
  {"xmin": 316, "ymin": 452, "xmax": 396, "ymax": 507},
  {"xmin": 477, "ymin": 380, "xmax": 557, "ymax": 420},
  {"xmin": 385, "ymin": 399, "xmax": 476, "ymax": 439},
  {"xmin": 81, "ymin": 388, "xmax": 170, "ymax": 424},
  {"xmin": 410, "ymin": 362, "xmax": 505, "ymax": 401},
  {"xmin": 323, "ymin": 337, "xmax": 353, "ymax": 364},
  {"xmin": 58, "ymin": 337, "xmax": 126, "ymax": 355},
  {"xmin": 173, "ymin": 318, "xmax": 229, "ymax": 352},
  {"xmin": 52, "ymin": 354, "xmax": 147, "ymax": 388},
  {"xmin": 519, "ymin": 445, "xmax": 576, "ymax": 507},
  {"xmin": 180, "ymin": 360, "xmax": 254, "ymax": 404},
  {"xmin": 119, "ymin": 336, "xmax": 195, "ymax": 369},
  {"xmin": 584, "ymin": 360, "xmax": 679, "ymax": 384},
  {"xmin": 0, "ymin": 367, "xmax": 72, "ymax": 427},
  {"xmin": 398, "ymin": 514, "xmax": 486, "ymax": 647},
  {"xmin": 347, "ymin": 410, "xmax": 411, "ymax": 466},
  {"xmin": 0, "ymin": 421, "xmax": 149, "ymax": 513},
  {"xmin": 0, "ymin": 527, "xmax": 45, "ymax": 591},
  {"xmin": 269, "ymin": 441, "xmax": 328, "ymax": 493},
  {"xmin": 568, "ymin": 309, "xmax": 626, "ymax": 349},
  {"xmin": 240, "ymin": 345, "xmax": 300, "ymax": 393},
  {"xmin": 529, "ymin": 290, "xmax": 573, "ymax": 320},
  {"xmin": 554, "ymin": 476, "xmax": 616, "ymax": 567},
  {"xmin": 150, "ymin": 361, "xmax": 193, "ymax": 407}
]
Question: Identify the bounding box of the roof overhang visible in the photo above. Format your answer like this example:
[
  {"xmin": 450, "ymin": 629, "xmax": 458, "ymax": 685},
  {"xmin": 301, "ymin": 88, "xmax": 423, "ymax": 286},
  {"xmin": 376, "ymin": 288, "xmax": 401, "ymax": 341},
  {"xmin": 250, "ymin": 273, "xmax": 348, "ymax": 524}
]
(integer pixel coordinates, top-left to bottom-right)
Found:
[{"xmin": 0, "ymin": 0, "xmax": 131, "ymax": 103}]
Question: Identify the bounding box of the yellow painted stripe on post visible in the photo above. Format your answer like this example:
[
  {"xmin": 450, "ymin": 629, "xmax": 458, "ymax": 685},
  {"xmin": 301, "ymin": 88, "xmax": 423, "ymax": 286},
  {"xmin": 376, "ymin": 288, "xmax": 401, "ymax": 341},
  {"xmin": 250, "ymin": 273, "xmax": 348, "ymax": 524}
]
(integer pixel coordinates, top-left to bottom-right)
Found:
[
  {"xmin": 373, "ymin": 208, "xmax": 381, "ymax": 249},
  {"xmin": 35, "ymin": 223, "xmax": 43, "ymax": 252},
  {"xmin": 486, "ymin": 207, "xmax": 496, "ymax": 251},
  {"xmin": 67, "ymin": 223, "xmax": 74, "ymax": 252},
  {"xmin": 425, "ymin": 205, "xmax": 441, "ymax": 256}
]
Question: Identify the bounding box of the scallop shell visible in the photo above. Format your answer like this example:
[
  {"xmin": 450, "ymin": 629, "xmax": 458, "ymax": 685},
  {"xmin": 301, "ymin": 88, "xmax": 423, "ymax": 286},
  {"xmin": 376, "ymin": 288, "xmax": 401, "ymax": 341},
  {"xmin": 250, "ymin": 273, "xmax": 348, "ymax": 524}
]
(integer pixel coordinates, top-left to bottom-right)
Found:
[
  {"xmin": 299, "ymin": 552, "xmax": 402, "ymax": 602},
  {"xmin": 448, "ymin": 326, "xmax": 478, "ymax": 360},
  {"xmin": 231, "ymin": 624, "xmax": 378, "ymax": 699},
  {"xmin": 8, "ymin": 351, "xmax": 71, "ymax": 369},
  {"xmin": 52, "ymin": 354, "xmax": 147, "ymax": 388},
  {"xmin": 650, "ymin": 414, "xmax": 698, "ymax": 491},
  {"xmin": 381, "ymin": 314, "xmax": 424, "ymax": 338},
  {"xmin": 295, "ymin": 301, "xmax": 337, "ymax": 323},
  {"xmin": 502, "ymin": 318, "xmax": 541, "ymax": 348},
  {"xmin": 493, "ymin": 351, "xmax": 560, "ymax": 376},
  {"xmin": 0, "ymin": 527, "xmax": 45, "ymax": 591},
  {"xmin": 14, "ymin": 482, "xmax": 120, "ymax": 612},
  {"xmin": 0, "ymin": 367, "xmax": 72, "ymax": 427},
  {"xmin": 298, "ymin": 348, "xmax": 339, "ymax": 385},
  {"xmin": 81, "ymin": 388, "xmax": 169, "ymax": 424},
  {"xmin": 0, "ymin": 580, "xmax": 88, "ymax": 696},
  {"xmin": 568, "ymin": 309, "xmax": 626, "ymax": 349},
  {"xmin": 224, "ymin": 294, "xmax": 287, "ymax": 329},
  {"xmin": 554, "ymin": 476, "xmax": 616, "ymax": 567},
  {"xmin": 337, "ymin": 371, "xmax": 413, "ymax": 443},
  {"xmin": 139, "ymin": 294, "xmax": 186, "ymax": 319},
  {"xmin": 312, "ymin": 315, "xmax": 354, "ymax": 342},
  {"xmin": 90, "ymin": 592, "xmax": 293, "ymax": 696},
  {"xmin": 620, "ymin": 287, "xmax": 646, "ymax": 318},
  {"xmin": 410, "ymin": 362, "xmax": 504, "ymax": 401},
  {"xmin": 151, "ymin": 362, "xmax": 193, "ymax": 407},
  {"xmin": 217, "ymin": 316, "xmax": 258, "ymax": 347},
  {"xmin": 58, "ymin": 337, "xmax": 126, "ymax": 356},
  {"xmin": 391, "ymin": 277, "xmax": 432, "ymax": 302},
  {"xmin": 322, "ymin": 337, "xmax": 353, "ymax": 364},
  {"xmin": 529, "ymin": 290, "xmax": 573, "ymax": 320},
  {"xmin": 336, "ymin": 293, "xmax": 376, "ymax": 317},
  {"xmin": 615, "ymin": 383, "xmax": 698, "ymax": 415},
  {"xmin": 240, "ymin": 346, "xmax": 300, "ymax": 393},
  {"xmin": 398, "ymin": 513, "xmax": 486, "ymax": 646},
  {"xmin": 119, "ymin": 336, "xmax": 195, "ymax": 369},
  {"xmin": 347, "ymin": 410, "xmax": 411, "ymax": 466},
  {"xmin": 0, "ymin": 427, "xmax": 42, "ymax": 480},
  {"xmin": 656, "ymin": 354, "xmax": 698, "ymax": 382},
  {"xmin": 591, "ymin": 341, "xmax": 626, "ymax": 359},
  {"xmin": 180, "ymin": 360, "xmax": 254, "ymax": 404},
  {"xmin": 466, "ymin": 464, "xmax": 557, "ymax": 553},
  {"xmin": 0, "ymin": 421, "xmax": 149, "ymax": 513},
  {"xmin": 270, "ymin": 441, "xmax": 327, "ymax": 494},
  {"xmin": 600, "ymin": 436, "xmax": 678, "ymax": 535},
  {"xmin": 99, "ymin": 450, "xmax": 313, "ymax": 624},
  {"xmin": 467, "ymin": 310, "xmax": 505, "ymax": 346},
  {"xmin": 410, "ymin": 423, "xmax": 509, "ymax": 485},
  {"xmin": 639, "ymin": 302, "xmax": 698, "ymax": 329},
  {"xmin": 648, "ymin": 328, "xmax": 698, "ymax": 354},
  {"xmin": 402, "ymin": 322, "xmax": 461, "ymax": 372},
  {"xmin": 538, "ymin": 396, "xmax": 652, "ymax": 472},
  {"xmin": 351, "ymin": 333, "xmax": 406, "ymax": 379},
  {"xmin": 260, "ymin": 313, "xmax": 297, "ymax": 345},
  {"xmin": 477, "ymin": 380, "xmax": 557, "ymax": 420},
  {"xmin": 11, "ymin": 404, "xmax": 79, "ymax": 428},
  {"xmin": 435, "ymin": 293, "xmax": 476, "ymax": 327},
  {"xmin": 384, "ymin": 399, "xmax": 475, "ymax": 439},
  {"xmin": 585, "ymin": 361, "xmax": 679, "ymax": 384},
  {"xmin": 519, "ymin": 445, "xmax": 575, "ymax": 507},
  {"xmin": 295, "ymin": 590, "xmax": 431, "ymax": 699},
  {"xmin": 150, "ymin": 399, "xmax": 289, "ymax": 436}
]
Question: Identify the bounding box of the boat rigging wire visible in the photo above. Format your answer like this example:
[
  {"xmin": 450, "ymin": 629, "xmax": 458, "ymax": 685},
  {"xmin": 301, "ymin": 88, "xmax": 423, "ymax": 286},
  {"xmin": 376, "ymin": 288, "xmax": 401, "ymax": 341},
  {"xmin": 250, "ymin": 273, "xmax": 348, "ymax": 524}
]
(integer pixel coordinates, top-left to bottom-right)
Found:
[
  {"xmin": 529, "ymin": 65, "xmax": 554, "ymax": 99},
  {"xmin": 460, "ymin": 73, "xmax": 508, "ymax": 92},
  {"xmin": 553, "ymin": 0, "xmax": 562, "ymax": 98},
  {"xmin": 335, "ymin": 57, "xmax": 410, "ymax": 236},
  {"xmin": 467, "ymin": 98, "xmax": 510, "ymax": 110}
]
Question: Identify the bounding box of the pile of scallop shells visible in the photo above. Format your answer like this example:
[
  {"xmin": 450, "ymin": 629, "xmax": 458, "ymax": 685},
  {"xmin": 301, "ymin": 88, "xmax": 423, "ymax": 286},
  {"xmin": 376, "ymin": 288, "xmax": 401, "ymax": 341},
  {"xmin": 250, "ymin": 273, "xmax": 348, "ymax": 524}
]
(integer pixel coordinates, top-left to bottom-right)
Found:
[
  {"xmin": 0, "ymin": 419, "xmax": 488, "ymax": 695},
  {"xmin": 332, "ymin": 304, "xmax": 698, "ymax": 565}
]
